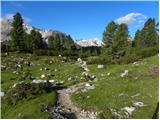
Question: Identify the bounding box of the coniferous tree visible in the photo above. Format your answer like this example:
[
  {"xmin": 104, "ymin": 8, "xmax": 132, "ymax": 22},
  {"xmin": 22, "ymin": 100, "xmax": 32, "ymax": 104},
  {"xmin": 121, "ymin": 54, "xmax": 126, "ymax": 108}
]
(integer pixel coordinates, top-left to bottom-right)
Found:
[
  {"xmin": 111, "ymin": 23, "xmax": 129, "ymax": 59},
  {"xmin": 133, "ymin": 30, "xmax": 141, "ymax": 47},
  {"xmin": 30, "ymin": 28, "xmax": 44, "ymax": 50},
  {"xmin": 10, "ymin": 12, "xmax": 25, "ymax": 51},
  {"xmin": 102, "ymin": 21, "xmax": 118, "ymax": 47},
  {"xmin": 54, "ymin": 34, "xmax": 61, "ymax": 50},
  {"xmin": 24, "ymin": 32, "xmax": 33, "ymax": 52},
  {"xmin": 48, "ymin": 36, "xmax": 55, "ymax": 49},
  {"xmin": 140, "ymin": 18, "xmax": 158, "ymax": 47}
]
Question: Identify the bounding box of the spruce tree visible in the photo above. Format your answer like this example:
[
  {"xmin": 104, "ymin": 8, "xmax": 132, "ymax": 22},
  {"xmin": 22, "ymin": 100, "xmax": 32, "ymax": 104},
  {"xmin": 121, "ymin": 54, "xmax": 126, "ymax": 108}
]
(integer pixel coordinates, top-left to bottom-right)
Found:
[
  {"xmin": 111, "ymin": 23, "xmax": 129, "ymax": 59},
  {"xmin": 140, "ymin": 18, "xmax": 158, "ymax": 47},
  {"xmin": 54, "ymin": 34, "xmax": 61, "ymax": 50},
  {"xmin": 11, "ymin": 12, "xmax": 25, "ymax": 51},
  {"xmin": 102, "ymin": 21, "xmax": 117, "ymax": 47},
  {"xmin": 48, "ymin": 36, "xmax": 55, "ymax": 49},
  {"xmin": 30, "ymin": 28, "xmax": 44, "ymax": 50},
  {"xmin": 133, "ymin": 30, "xmax": 142, "ymax": 47},
  {"xmin": 24, "ymin": 32, "xmax": 33, "ymax": 52}
]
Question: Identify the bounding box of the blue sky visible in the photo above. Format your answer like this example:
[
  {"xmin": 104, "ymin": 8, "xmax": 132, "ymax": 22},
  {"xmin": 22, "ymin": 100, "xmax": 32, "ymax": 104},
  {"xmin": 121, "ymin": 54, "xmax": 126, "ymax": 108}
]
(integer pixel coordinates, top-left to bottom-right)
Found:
[{"xmin": 1, "ymin": 1, "xmax": 159, "ymax": 40}]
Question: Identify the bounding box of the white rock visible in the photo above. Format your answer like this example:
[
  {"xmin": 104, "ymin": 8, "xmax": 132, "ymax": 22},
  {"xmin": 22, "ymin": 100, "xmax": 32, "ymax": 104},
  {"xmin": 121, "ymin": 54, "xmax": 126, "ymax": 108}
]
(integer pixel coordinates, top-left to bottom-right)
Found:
[
  {"xmin": 97, "ymin": 64, "xmax": 104, "ymax": 69},
  {"xmin": 101, "ymin": 74, "xmax": 105, "ymax": 77},
  {"xmin": 0, "ymin": 92, "xmax": 5, "ymax": 97},
  {"xmin": 77, "ymin": 58, "xmax": 82, "ymax": 62},
  {"xmin": 133, "ymin": 102, "xmax": 144, "ymax": 108},
  {"xmin": 120, "ymin": 70, "xmax": 128, "ymax": 77},
  {"xmin": 85, "ymin": 83, "xmax": 91, "ymax": 87},
  {"xmin": 107, "ymin": 72, "xmax": 111, "ymax": 76},
  {"xmin": 82, "ymin": 72, "xmax": 89, "ymax": 77},
  {"xmin": 12, "ymin": 83, "xmax": 17, "ymax": 88},
  {"xmin": 91, "ymin": 75, "xmax": 96, "ymax": 80},
  {"xmin": 41, "ymin": 74, "xmax": 45, "ymax": 78},
  {"xmin": 60, "ymin": 81, "xmax": 64, "ymax": 84},
  {"xmin": 32, "ymin": 79, "xmax": 47, "ymax": 83},
  {"xmin": 59, "ymin": 54, "xmax": 61, "ymax": 57},
  {"xmin": 49, "ymin": 80, "xmax": 55, "ymax": 83},
  {"xmin": 12, "ymin": 81, "xmax": 24, "ymax": 88},
  {"xmin": 133, "ymin": 62, "xmax": 139, "ymax": 66},
  {"xmin": 122, "ymin": 107, "xmax": 135, "ymax": 115}
]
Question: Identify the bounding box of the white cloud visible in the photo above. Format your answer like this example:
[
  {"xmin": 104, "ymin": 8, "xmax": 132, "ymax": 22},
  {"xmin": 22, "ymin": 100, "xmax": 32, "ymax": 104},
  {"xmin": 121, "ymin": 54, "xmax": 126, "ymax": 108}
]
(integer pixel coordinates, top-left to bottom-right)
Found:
[
  {"xmin": 2, "ymin": 13, "xmax": 32, "ymax": 23},
  {"xmin": 116, "ymin": 13, "xmax": 147, "ymax": 25}
]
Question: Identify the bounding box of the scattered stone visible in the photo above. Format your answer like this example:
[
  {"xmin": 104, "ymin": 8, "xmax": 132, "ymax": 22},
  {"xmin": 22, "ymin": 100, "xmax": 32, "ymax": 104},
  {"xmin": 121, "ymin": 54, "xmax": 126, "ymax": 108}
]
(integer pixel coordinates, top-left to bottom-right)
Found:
[
  {"xmin": 82, "ymin": 72, "xmax": 89, "ymax": 77},
  {"xmin": 120, "ymin": 70, "xmax": 129, "ymax": 77},
  {"xmin": 91, "ymin": 75, "xmax": 96, "ymax": 80},
  {"xmin": 133, "ymin": 102, "xmax": 144, "ymax": 108},
  {"xmin": 86, "ymin": 96, "xmax": 90, "ymax": 98},
  {"xmin": 79, "ymin": 110, "xmax": 97, "ymax": 119},
  {"xmin": 107, "ymin": 72, "xmax": 111, "ymax": 76},
  {"xmin": 97, "ymin": 64, "xmax": 104, "ymax": 69},
  {"xmin": 1, "ymin": 65, "xmax": 6, "ymax": 70},
  {"xmin": 101, "ymin": 74, "xmax": 105, "ymax": 77},
  {"xmin": 0, "ymin": 92, "xmax": 5, "ymax": 97},
  {"xmin": 44, "ymin": 67, "xmax": 50, "ymax": 70},
  {"xmin": 133, "ymin": 62, "xmax": 139, "ymax": 66},
  {"xmin": 81, "ymin": 83, "xmax": 95, "ymax": 92},
  {"xmin": 32, "ymin": 79, "xmax": 47, "ymax": 83},
  {"xmin": 55, "ymin": 81, "xmax": 64, "ymax": 85},
  {"xmin": 68, "ymin": 76, "xmax": 75, "ymax": 81},
  {"xmin": 41, "ymin": 74, "xmax": 46, "ymax": 78},
  {"xmin": 122, "ymin": 107, "xmax": 135, "ymax": 115},
  {"xmin": 12, "ymin": 81, "xmax": 24, "ymax": 88},
  {"xmin": 49, "ymin": 80, "xmax": 55, "ymax": 83},
  {"xmin": 77, "ymin": 58, "xmax": 83, "ymax": 64}
]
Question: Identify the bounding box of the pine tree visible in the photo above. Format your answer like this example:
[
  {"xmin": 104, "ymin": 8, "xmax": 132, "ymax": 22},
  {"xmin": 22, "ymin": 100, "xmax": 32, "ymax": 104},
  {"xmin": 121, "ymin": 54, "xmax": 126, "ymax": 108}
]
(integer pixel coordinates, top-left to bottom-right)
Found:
[
  {"xmin": 10, "ymin": 12, "xmax": 25, "ymax": 51},
  {"xmin": 111, "ymin": 23, "xmax": 129, "ymax": 59},
  {"xmin": 30, "ymin": 28, "xmax": 44, "ymax": 50},
  {"xmin": 102, "ymin": 21, "xmax": 117, "ymax": 47},
  {"xmin": 133, "ymin": 30, "xmax": 142, "ymax": 47},
  {"xmin": 24, "ymin": 32, "xmax": 33, "ymax": 52},
  {"xmin": 48, "ymin": 36, "xmax": 55, "ymax": 49},
  {"xmin": 54, "ymin": 34, "xmax": 61, "ymax": 50},
  {"xmin": 140, "ymin": 18, "xmax": 158, "ymax": 47}
]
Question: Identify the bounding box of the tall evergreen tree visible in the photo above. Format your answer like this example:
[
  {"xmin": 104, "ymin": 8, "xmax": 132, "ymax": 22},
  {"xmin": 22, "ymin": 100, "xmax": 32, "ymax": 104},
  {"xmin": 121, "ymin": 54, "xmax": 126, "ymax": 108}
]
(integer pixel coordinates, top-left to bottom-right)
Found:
[
  {"xmin": 48, "ymin": 36, "xmax": 55, "ymax": 49},
  {"xmin": 133, "ymin": 30, "xmax": 142, "ymax": 47},
  {"xmin": 30, "ymin": 28, "xmax": 44, "ymax": 50},
  {"xmin": 102, "ymin": 21, "xmax": 118, "ymax": 47},
  {"xmin": 54, "ymin": 34, "xmax": 61, "ymax": 50},
  {"xmin": 10, "ymin": 12, "xmax": 25, "ymax": 51},
  {"xmin": 140, "ymin": 18, "xmax": 158, "ymax": 47},
  {"xmin": 111, "ymin": 23, "xmax": 129, "ymax": 58},
  {"xmin": 24, "ymin": 32, "xmax": 33, "ymax": 52}
]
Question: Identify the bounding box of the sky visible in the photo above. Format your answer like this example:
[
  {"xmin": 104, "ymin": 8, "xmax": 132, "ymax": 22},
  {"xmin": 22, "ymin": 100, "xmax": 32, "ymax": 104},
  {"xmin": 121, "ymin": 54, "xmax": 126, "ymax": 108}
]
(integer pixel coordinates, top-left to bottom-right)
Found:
[{"xmin": 1, "ymin": 1, "xmax": 159, "ymax": 40}]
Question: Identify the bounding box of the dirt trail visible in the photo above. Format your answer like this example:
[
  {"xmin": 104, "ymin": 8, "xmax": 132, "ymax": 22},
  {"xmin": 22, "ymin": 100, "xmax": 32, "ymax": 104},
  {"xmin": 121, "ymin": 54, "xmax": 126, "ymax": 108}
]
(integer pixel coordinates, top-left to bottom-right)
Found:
[
  {"xmin": 57, "ymin": 83, "xmax": 84, "ymax": 118},
  {"xmin": 56, "ymin": 83, "xmax": 97, "ymax": 119}
]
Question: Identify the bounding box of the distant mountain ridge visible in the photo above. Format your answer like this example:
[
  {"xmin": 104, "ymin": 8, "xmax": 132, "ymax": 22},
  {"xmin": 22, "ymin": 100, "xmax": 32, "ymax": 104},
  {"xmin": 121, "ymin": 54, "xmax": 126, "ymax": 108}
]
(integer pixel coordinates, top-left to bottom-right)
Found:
[
  {"xmin": 1, "ymin": 18, "xmax": 102, "ymax": 47},
  {"xmin": 1, "ymin": 18, "xmax": 68, "ymax": 43},
  {"xmin": 75, "ymin": 38, "xmax": 102, "ymax": 47}
]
